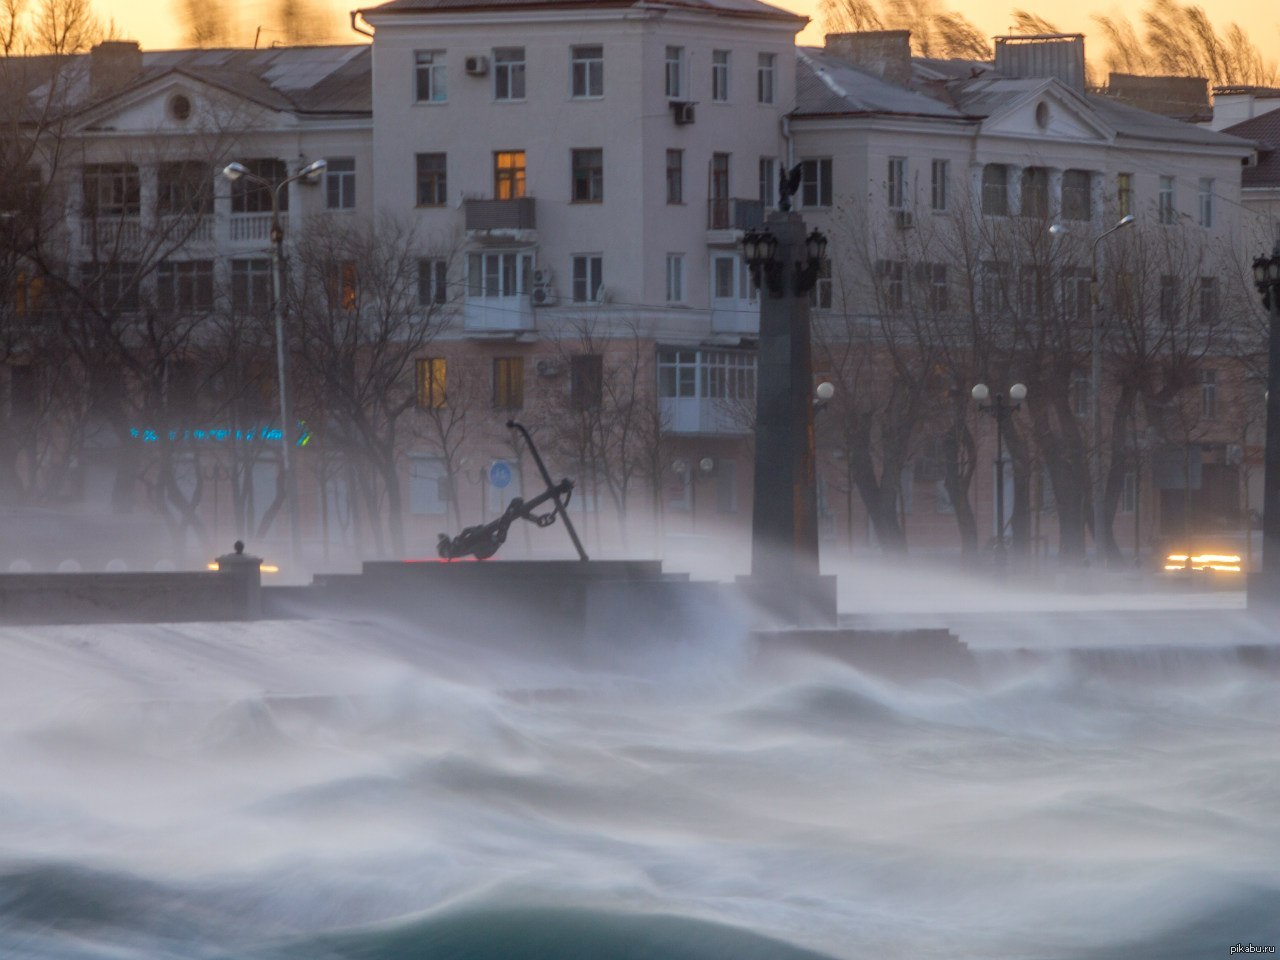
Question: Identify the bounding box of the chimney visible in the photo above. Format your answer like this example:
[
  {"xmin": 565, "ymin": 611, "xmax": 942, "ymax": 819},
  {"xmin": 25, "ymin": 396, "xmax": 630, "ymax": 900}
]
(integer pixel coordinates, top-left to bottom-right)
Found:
[
  {"xmin": 994, "ymin": 34, "xmax": 1086, "ymax": 92},
  {"xmin": 825, "ymin": 30, "xmax": 912, "ymax": 87},
  {"xmin": 1106, "ymin": 73, "xmax": 1210, "ymax": 122},
  {"xmin": 90, "ymin": 40, "xmax": 143, "ymax": 98}
]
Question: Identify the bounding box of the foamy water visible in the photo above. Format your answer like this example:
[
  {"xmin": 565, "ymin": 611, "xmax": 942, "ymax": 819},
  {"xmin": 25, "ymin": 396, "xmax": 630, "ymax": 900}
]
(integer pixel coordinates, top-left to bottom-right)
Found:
[{"xmin": 0, "ymin": 599, "xmax": 1277, "ymax": 959}]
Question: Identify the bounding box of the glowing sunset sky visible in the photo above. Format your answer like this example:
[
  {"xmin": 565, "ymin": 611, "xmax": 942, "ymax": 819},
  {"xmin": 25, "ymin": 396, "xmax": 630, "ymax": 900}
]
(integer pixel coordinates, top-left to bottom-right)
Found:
[{"xmin": 98, "ymin": 0, "xmax": 1279, "ymax": 68}]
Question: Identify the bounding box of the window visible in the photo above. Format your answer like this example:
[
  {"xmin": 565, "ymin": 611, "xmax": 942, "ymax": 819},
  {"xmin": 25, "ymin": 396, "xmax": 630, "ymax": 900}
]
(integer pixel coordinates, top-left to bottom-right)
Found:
[
  {"xmin": 231, "ymin": 258, "xmax": 271, "ymax": 315},
  {"xmin": 1117, "ymin": 172, "xmax": 1133, "ymax": 219},
  {"xmin": 759, "ymin": 157, "xmax": 776, "ymax": 208},
  {"xmin": 800, "ymin": 158, "xmax": 832, "ymax": 207},
  {"xmin": 572, "ymin": 254, "xmax": 603, "ymax": 302},
  {"xmin": 571, "ymin": 45, "xmax": 603, "ymax": 97},
  {"xmin": 1199, "ymin": 276, "xmax": 1218, "ymax": 324},
  {"xmin": 80, "ymin": 261, "xmax": 140, "ymax": 313},
  {"xmin": 665, "ymin": 46, "xmax": 683, "ymax": 98},
  {"xmin": 494, "ymin": 150, "xmax": 526, "ymax": 199},
  {"xmin": 1071, "ymin": 370, "xmax": 1090, "ymax": 418},
  {"xmin": 493, "ymin": 356, "xmax": 524, "ymax": 409},
  {"xmin": 930, "ymin": 159, "xmax": 948, "ymax": 212},
  {"xmin": 415, "ymin": 50, "xmax": 447, "ymax": 102},
  {"xmin": 1020, "ymin": 166, "xmax": 1049, "ymax": 219},
  {"xmin": 13, "ymin": 271, "xmax": 44, "ymax": 317},
  {"xmin": 467, "ymin": 251, "xmax": 532, "ymax": 299},
  {"xmin": 701, "ymin": 350, "xmax": 755, "ymax": 400},
  {"xmin": 157, "ymin": 161, "xmax": 212, "ymax": 216},
  {"xmin": 887, "ymin": 157, "xmax": 907, "ymax": 210},
  {"xmin": 1200, "ymin": 369, "xmax": 1217, "ymax": 419},
  {"xmin": 325, "ymin": 158, "xmax": 356, "ymax": 210},
  {"xmin": 981, "ymin": 164, "xmax": 1008, "ymax": 216},
  {"xmin": 157, "ymin": 260, "xmax": 214, "ymax": 313},
  {"xmin": 666, "ymin": 253, "xmax": 684, "ymax": 302},
  {"xmin": 1159, "ymin": 274, "xmax": 1177, "ymax": 325},
  {"xmin": 712, "ymin": 50, "xmax": 729, "ymax": 101},
  {"xmin": 757, "ymin": 52, "xmax": 775, "ymax": 103},
  {"xmin": 331, "ymin": 260, "xmax": 358, "ymax": 310},
  {"xmin": 571, "ymin": 148, "xmax": 603, "ymax": 202},
  {"xmin": 409, "ymin": 456, "xmax": 450, "ymax": 515},
  {"xmin": 918, "ymin": 262, "xmax": 948, "ymax": 312},
  {"xmin": 570, "ymin": 353, "xmax": 603, "ymax": 408},
  {"xmin": 877, "ymin": 259, "xmax": 905, "ymax": 310},
  {"xmin": 82, "ymin": 163, "xmax": 140, "ymax": 217},
  {"xmin": 658, "ymin": 349, "xmax": 696, "ymax": 398},
  {"xmin": 711, "ymin": 152, "xmax": 730, "ymax": 202},
  {"xmin": 1062, "ymin": 267, "xmax": 1090, "ymax": 320},
  {"xmin": 415, "ymin": 153, "xmax": 447, "ymax": 206},
  {"xmin": 494, "ymin": 47, "xmax": 525, "ymax": 100},
  {"xmin": 418, "ymin": 258, "xmax": 448, "ymax": 306},
  {"xmin": 229, "ymin": 159, "xmax": 287, "ymax": 213},
  {"xmin": 416, "ymin": 357, "xmax": 447, "ymax": 409},
  {"xmin": 666, "ymin": 149, "xmax": 683, "ymax": 204},
  {"xmin": 979, "ymin": 261, "xmax": 1007, "ymax": 316},
  {"xmin": 809, "ymin": 258, "xmax": 832, "ymax": 310},
  {"xmin": 1199, "ymin": 178, "xmax": 1214, "ymax": 228},
  {"xmin": 711, "ymin": 255, "xmax": 754, "ymax": 302},
  {"xmin": 1159, "ymin": 175, "xmax": 1175, "ymax": 225},
  {"xmin": 1061, "ymin": 169, "xmax": 1091, "ymax": 221}
]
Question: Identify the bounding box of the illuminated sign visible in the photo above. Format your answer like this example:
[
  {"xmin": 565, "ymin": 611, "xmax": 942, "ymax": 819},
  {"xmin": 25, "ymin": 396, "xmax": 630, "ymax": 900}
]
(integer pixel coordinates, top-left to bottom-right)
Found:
[{"xmin": 129, "ymin": 425, "xmax": 313, "ymax": 446}]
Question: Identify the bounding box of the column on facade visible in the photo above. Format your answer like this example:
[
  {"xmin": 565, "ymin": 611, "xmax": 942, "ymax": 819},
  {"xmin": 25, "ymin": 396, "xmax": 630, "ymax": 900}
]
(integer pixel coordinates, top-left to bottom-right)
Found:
[
  {"xmin": 1090, "ymin": 170, "xmax": 1106, "ymax": 223},
  {"xmin": 1007, "ymin": 164, "xmax": 1024, "ymax": 217},
  {"xmin": 1047, "ymin": 167, "xmax": 1064, "ymax": 223}
]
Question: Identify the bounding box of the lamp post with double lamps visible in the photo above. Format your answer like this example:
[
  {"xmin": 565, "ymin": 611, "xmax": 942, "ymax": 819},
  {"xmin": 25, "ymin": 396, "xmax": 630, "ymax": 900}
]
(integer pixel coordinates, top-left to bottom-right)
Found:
[
  {"xmin": 1250, "ymin": 245, "xmax": 1280, "ymax": 605},
  {"xmin": 972, "ymin": 382, "xmax": 1027, "ymax": 569},
  {"xmin": 221, "ymin": 158, "xmax": 327, "ymax": 568},
  {"xmin": 1050, "ymin": 214, "xmax": 1134, "ymax": 565}
]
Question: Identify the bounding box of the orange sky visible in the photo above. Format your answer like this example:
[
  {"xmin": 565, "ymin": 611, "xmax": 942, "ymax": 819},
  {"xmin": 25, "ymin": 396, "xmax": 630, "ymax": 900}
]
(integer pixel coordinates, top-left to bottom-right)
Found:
[{"xmin": 100, "ymin": 0, "xmax": 1280, "ymax": 64}]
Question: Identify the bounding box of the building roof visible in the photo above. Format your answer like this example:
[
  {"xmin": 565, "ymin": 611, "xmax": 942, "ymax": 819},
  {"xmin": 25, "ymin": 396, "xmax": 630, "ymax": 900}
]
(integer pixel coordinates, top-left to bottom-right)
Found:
[
  {"xmin": 795, "ymin": 48, "xmax": 968, "ymax": 119},
  {"xmin": 360, "ymin": 0, "xmax": 805, "ymax": 23},
  {"xmin": 795, "ymin": 43, "xmax": 1255, "ymax": 154},
  {"xmin": 1224, "ymin": 107, "xmax": 1280, "ymax": 187},
  {"xmin": 8, "ymin": 44, "xmax": 371, "ymax": 124}
]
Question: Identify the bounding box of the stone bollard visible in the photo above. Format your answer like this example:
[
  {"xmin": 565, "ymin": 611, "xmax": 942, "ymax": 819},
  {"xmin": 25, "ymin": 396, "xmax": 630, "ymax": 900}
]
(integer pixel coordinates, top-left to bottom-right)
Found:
[{"xmin": 215, "ymin": 540, "xmax": 263, "ymax": 620}]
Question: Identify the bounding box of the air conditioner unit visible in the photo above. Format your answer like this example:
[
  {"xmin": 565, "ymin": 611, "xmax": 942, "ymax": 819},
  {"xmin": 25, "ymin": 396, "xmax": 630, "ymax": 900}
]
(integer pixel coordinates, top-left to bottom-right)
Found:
[
  {"xmin": 536, "ymin": 358, "xmax": 564, "ymax": 378},
  {"xmin": 533, "ymin": 267, "xmax": 553, "ymax": 286},
  {"xmin": 531, "ymin": 285, "xmax": 557, "ymax": 307},
  {"xmin": 671, "ymin": 101, "xmax": 695, "ymax": 125},
  {"xmin": 895, "ymin": 209, "xmax": 915, "ymax": 229},
  {"xmin": 464, "ymin": 55, "xmax": 489, "ymax": 76}
]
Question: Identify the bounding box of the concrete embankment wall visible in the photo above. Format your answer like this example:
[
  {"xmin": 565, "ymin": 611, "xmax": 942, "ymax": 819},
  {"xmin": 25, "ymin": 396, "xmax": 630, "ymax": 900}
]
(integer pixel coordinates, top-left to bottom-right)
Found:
[{"xmin": 0, "ymin": 568, "xmax": 261, "ymax": 625}]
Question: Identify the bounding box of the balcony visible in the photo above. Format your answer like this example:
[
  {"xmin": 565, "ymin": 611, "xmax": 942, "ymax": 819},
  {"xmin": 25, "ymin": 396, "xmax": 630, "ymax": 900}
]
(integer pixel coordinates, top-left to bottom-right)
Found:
[
  {"xmin": 464, "ymin": 197, "xmax": 536, "ymax": 233},
  {"xmin": 228, "ymin": 212, "xmax": 285, "ymax": 244},
  {"xmin": 660, "ymin": 397, "xmax": 752, "ymax": 436},
  {"xmin": 464, "ymin": 294, "xmax": 535, "ymax": 332},
  {"xmin": 78, "ymin": 217, "xmax": 141, "ymax": 248},
  {"xmin": 707, "ymin": 198, "xmax": 764, "ymax": 235}
]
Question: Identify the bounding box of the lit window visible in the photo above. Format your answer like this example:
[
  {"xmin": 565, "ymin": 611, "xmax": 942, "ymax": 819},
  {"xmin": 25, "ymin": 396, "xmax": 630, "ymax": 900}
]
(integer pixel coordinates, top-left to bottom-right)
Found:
[
  {"xmin": 416, "ymin": 357, "xmax": 447, "ymax": 409},
  {"xmin": 494, "ymin": 150, "xmax": 526, "ymax": 200},
  {"xmin": 493, "ymin": 356, "xmax": 524, "ymax": 409}
]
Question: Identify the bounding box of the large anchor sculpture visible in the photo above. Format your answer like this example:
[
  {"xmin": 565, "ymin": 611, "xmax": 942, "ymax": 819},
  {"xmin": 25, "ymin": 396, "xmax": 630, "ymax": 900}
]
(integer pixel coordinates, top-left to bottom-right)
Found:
[{"xmin": 437, "ymin": 420, "xmax": 589, "ymax": 562}]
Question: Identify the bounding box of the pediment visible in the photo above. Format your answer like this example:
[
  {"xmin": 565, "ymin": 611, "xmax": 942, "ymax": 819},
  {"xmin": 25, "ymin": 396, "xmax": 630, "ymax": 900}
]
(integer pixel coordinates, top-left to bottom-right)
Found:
[
  {"xmin": 69, "ymin": 72, "xmax": 290, "ymax": 137},
  {"xmin": 979, "ymin": 80, "xmax": 1115, "ymax": 144}
]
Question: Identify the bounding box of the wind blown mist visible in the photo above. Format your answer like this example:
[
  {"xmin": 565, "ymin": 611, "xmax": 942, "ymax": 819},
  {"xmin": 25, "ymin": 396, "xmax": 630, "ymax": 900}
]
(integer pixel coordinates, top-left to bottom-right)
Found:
[{"xmin": 0, "ymin": 607, "xmax": 1277, "ymax": 959}]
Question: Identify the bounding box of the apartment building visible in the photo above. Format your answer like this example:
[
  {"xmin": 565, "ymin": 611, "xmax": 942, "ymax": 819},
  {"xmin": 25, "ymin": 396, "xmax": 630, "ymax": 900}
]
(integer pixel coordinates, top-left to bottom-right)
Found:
[{"xmin": 3, "ymin": 18, "xmax": 1264, "ymax": 568}]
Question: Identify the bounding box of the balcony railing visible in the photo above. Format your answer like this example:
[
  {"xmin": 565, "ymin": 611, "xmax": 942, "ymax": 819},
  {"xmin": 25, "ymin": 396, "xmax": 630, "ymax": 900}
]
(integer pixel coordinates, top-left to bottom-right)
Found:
[
  {"xmin": 79, "ymin": 217, "xmax": 141, "ymax": 248},
  {"xmin": 707, "ymin": 198, "xmax": 764, "ymax": 231},
  {"xmin": 229, "ymin": 213, "xmax": 284, "ymax": 243},
  {"xmin": 159, "ymin": 215, "xmax": 214, "ymax": 243},
  {"xmin": 660, "ymin": 397, "xmax": 753, "ymax": 436},
  {"xmin": 464, "ymin": 197, "xmax": 536, "ymax": 231}
]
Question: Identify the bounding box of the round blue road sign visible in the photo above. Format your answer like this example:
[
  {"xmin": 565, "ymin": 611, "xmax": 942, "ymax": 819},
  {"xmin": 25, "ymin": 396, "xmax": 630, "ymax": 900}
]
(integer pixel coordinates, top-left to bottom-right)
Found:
[{"xmin": 489, "ymin": 460, "xmax": 512, "ymax": 489}]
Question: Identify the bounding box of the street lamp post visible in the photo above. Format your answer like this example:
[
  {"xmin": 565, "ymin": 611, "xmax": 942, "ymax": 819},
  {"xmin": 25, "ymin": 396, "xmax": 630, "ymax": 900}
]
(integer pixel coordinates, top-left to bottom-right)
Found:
[
  {"xmin": 221, "ymin": 158, "xmax": 327, "ymax": 569},
  {"xmin": 1050, "ymin": 214, "xmax": 1134, "ymax": 566},
  {"xmin": 972, "ymin": 382, "xmax": 1027, "ymax": 569},
  {"xmin": 1250, "ymin": 245, "xmax": 1280, "ymax": 606}
]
